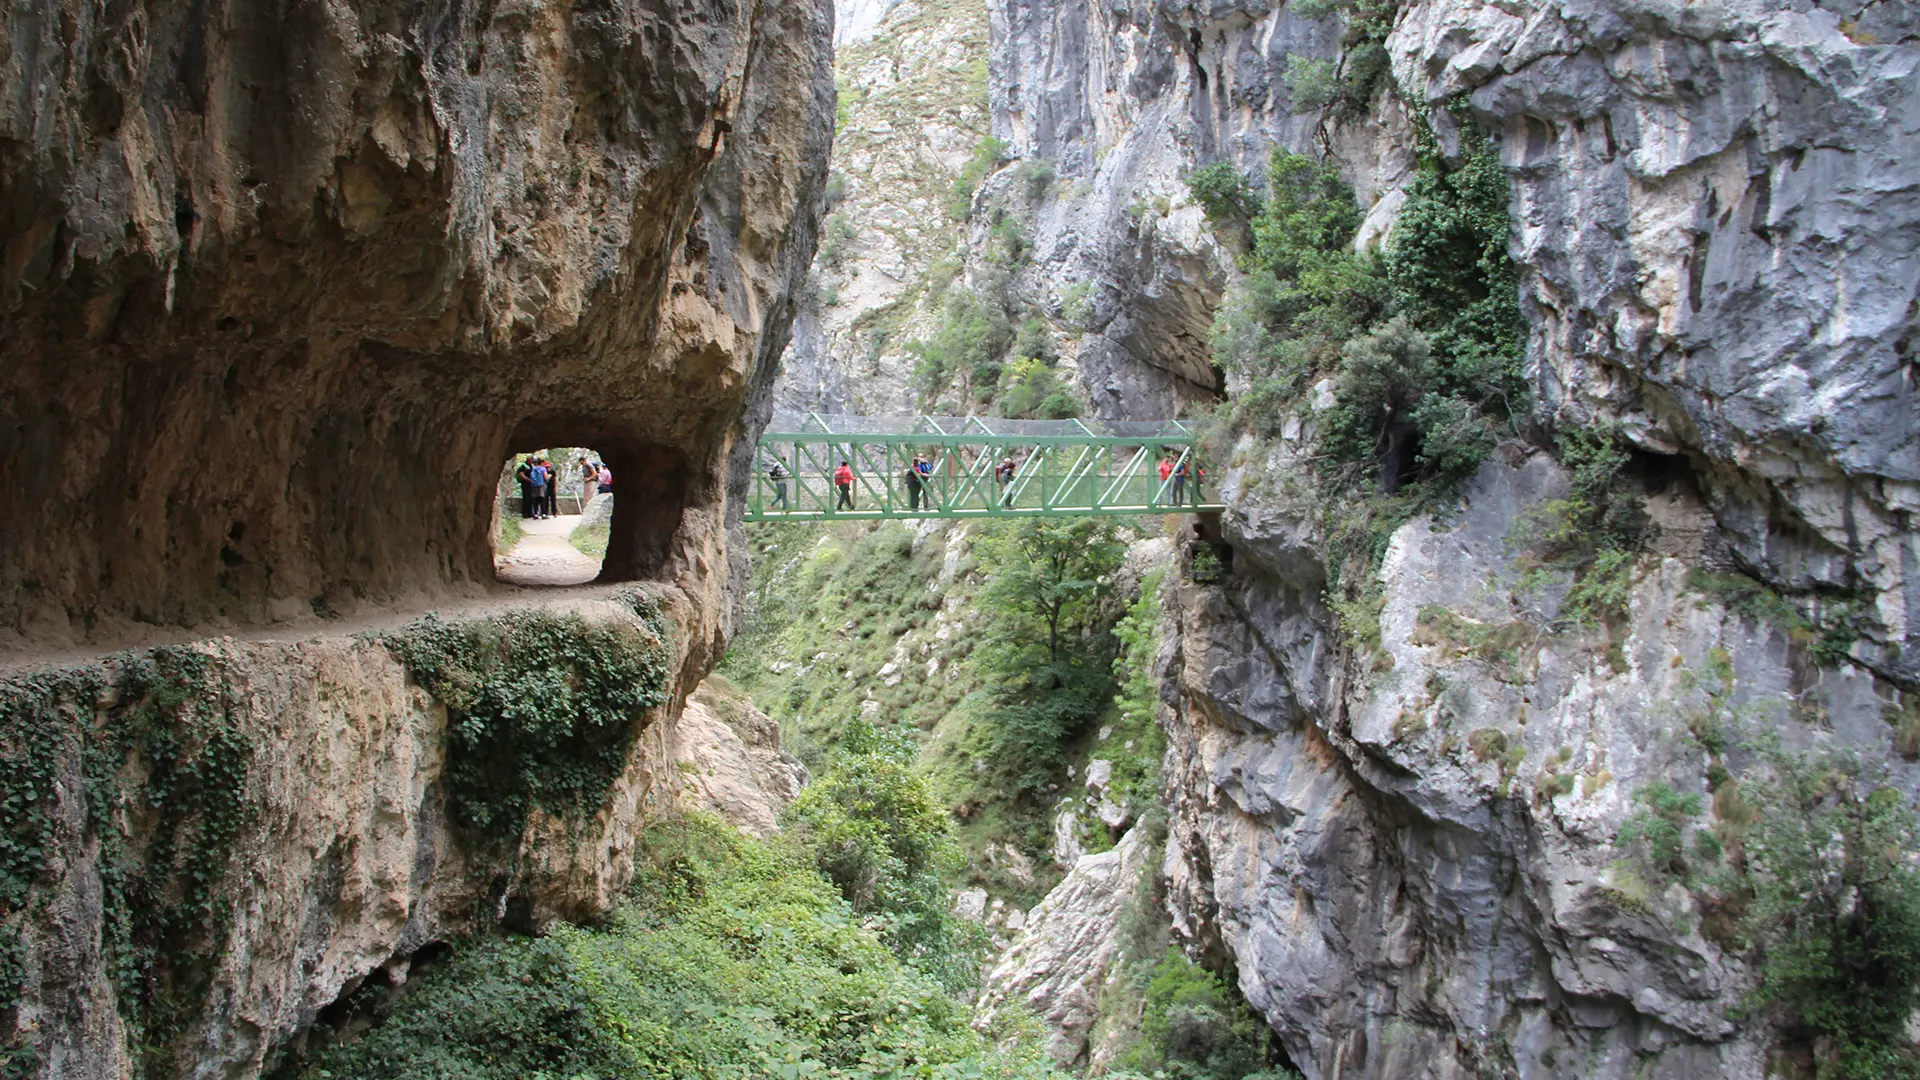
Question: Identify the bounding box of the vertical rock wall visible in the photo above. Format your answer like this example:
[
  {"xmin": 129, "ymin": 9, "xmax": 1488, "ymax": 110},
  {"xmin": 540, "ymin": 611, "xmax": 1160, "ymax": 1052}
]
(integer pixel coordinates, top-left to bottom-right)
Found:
[
  {"xmin": 971, "ymin": 1, "xmax": 1920, "ymax": 1077},
  {"xmin": 10, "ymin": 595, "xmax": 688, "ymax": 1079}
]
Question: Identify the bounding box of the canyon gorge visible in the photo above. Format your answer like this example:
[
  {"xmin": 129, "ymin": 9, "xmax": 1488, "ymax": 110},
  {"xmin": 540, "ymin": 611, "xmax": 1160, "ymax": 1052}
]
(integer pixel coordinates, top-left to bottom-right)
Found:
[{"xmin": 2, "ymin": 0, "xmax": 1917, "ymax": 1078}]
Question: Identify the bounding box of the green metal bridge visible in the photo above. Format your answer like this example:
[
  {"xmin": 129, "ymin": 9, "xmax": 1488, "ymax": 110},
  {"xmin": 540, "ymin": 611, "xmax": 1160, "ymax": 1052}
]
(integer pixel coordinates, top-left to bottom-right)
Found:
[{"xmin": 745, "ymin": 412, "xmax": 1222, "ymax": 522}]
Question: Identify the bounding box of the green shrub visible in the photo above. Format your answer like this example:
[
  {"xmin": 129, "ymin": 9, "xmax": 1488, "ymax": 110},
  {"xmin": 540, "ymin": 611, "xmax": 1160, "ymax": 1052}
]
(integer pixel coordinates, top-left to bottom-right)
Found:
[
  {"xmin": 1186, "ymin": 161, "xmax": 1263, "ymax": 226},
  {"xmin": 1015, "ymin": 158, "xmax": 1057, "ymax": 201},
  {"xmin": 997, "ymin": 356, "xmax": 1078, "ymax": 419},
  {"xmin": 1385, "ymin": 107, "xmax": 1527, "ymax": 425},
  {"xmin": 1285, "ymin": 0, "xmax": 1399, "ymax": 114},
  {"xmin": 950, "ymin": 136, "xmax": 1011, "ymax": 221},
  {"xmin": 1614, "ymin": 781, "xmax": 1707, "ymax": 884},
  {"xmin": 1504, "ymin": 424, "xmax": 1651, "ymax": 629},
  {"xmin": 1113, "ymin": 948, "xmax": 1287, "ymax": 1080},
  {"xmin": 819, "ymin": 213, "xmax": 860, "ymax": 269},
  {"xmin": 908, "ymin": 287, "xmax": 1015, "ymax": 406},
  {"xmin": 1319, "ymin": 316, "xmax": 1434, "ymax": 487},
  {"xmin": 784, "ymin": 722, "xmax": 979, "ymax": 991},
  {"xmin": 1685, "ymin": 568, "xmax": 1862, "ymax": 668},
  {"xmin": 1467, "ymin": 727, "xmax": 1508, "ymax": 762},
  {"xmin": 384, "ymin": 602, "xmax": 672, "ymax": 839},
  {"xmin": 1283, "ymin": 56, "xmax": 1339, "ymax": 112}
]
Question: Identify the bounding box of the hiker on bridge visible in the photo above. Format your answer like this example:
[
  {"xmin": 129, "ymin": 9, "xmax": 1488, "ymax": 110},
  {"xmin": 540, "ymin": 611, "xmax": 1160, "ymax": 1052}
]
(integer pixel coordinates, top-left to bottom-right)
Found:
[
  {"xmin": 834, "ymin": 460, "xmax": 856, "ymax": 510},
  {"xmin": 995, "ymin": 454, "xmax": 1017, "ymax": 507},
  {"xmin": 1172, "ymin": 457, "xmax": 1189, "ymax": 505},
  {"xmin": 767, "ymin": 458, "xmax": 791, "ymax": 510},
  {"xmin": 1158, "ymin": 454, "xmax": 1174, "ymax": 505},
  {"xmin": 904, "ymin": 456, "xmax": 928, "ymax": 510}
]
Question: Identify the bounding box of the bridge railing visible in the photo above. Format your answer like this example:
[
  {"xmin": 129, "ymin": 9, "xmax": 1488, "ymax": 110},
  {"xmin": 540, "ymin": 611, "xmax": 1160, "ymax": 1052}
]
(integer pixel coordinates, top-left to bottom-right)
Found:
[
  {"xmin": 765, "ymin": 411, "xmax": 1196, "ymax": 444},
  {"xmin": 748, "ymin": 421, "xmax": 1220, "ymax": 521}
]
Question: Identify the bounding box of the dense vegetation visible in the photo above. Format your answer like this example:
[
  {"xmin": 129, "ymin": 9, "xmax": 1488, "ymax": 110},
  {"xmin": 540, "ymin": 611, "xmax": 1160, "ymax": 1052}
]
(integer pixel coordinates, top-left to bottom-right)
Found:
[
  {"xmin": 385, "ymin": 596, "xmax": 673, "ymax": 843},
  {"xmin": 1201, "ymin": 113, "xmax": 1523, "ymax": 498},
  {"xmin": 785, "ymin": 720, "xmax": 981, "ymax": 992},
  {"xmin": 721, "ymin": 518, "xmax": 1151, "ymax": 901},
  {"xmin": 972, "ymin": 519, "xmax": 1128, "ymax": 798},
  {"xmin": 1090, "ymin": 825, "xmax": 1298, "ymax": 1080},
  {"xmin": 1739, "ymin": 743, "xmax": 1920, "ymax": 1078},
  {"xmin": 283, "ymin": 813, "xmax": 1073, "ymax": 1080}
]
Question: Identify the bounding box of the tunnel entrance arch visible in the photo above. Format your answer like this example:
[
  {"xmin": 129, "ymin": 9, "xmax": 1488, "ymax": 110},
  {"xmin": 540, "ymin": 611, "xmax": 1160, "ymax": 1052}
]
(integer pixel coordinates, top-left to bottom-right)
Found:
[{"xmin": 490, "ymin": 421, "xmax": 691, "ymax": 589}]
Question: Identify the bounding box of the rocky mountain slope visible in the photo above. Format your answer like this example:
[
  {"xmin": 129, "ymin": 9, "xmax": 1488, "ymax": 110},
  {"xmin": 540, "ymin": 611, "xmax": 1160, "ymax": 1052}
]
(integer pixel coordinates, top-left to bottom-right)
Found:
[
  {"xmin": 995, "ymin": 2, "xmax": 1918, "ymax": 1077},
  {"xmin": 772, "ymin": 0, "xmax": 1920, "ymax": 1077},
  {"xmin": 778, "ymin": 0, "xmax": 995, "ymax": 415}
]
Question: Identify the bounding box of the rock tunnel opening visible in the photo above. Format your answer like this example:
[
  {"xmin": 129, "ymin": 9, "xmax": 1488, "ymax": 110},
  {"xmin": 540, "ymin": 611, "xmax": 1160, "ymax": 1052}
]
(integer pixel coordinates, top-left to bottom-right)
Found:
[{"xmin": 491, "ymin": 424, "xmax": 690, "ymax": 590}]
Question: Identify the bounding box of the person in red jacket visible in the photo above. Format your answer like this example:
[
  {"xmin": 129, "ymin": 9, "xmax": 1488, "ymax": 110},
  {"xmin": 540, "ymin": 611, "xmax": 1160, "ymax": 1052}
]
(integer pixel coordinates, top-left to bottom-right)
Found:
[
  {"xmin": 1157, "ymin": 455, "xmax": 1174, "ymax": 504},
  {"xmin": 834, "ymin": 460, "xmax": 855, "ymax": 510}
]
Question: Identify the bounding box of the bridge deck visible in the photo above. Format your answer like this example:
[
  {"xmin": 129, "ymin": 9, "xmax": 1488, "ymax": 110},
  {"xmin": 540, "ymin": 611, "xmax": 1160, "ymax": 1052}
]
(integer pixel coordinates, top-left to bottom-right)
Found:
[{"xmin": 747, "ymin": 412, "xmax": 1222, "ymax": 521}]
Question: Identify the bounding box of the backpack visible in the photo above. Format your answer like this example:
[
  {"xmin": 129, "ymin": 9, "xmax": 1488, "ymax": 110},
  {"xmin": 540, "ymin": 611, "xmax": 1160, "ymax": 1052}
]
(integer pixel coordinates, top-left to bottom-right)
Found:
[{"xmin": 769, "ymin": 462, "xmax": 789, "ymax": 480}]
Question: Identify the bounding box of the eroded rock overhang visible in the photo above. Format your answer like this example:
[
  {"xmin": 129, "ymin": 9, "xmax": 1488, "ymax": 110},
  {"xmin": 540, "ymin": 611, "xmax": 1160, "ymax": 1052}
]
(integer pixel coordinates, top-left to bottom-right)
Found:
[{"xmin": 0, "ymin": 0, "xmax": 836, "ymax": 663}]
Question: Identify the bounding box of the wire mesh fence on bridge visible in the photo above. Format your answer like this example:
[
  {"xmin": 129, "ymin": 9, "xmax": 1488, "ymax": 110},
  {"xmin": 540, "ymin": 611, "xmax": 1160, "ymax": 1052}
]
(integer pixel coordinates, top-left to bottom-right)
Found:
[{"xmin": 747, "ymin": 412, "xmax": 1222, "ymax": 521}]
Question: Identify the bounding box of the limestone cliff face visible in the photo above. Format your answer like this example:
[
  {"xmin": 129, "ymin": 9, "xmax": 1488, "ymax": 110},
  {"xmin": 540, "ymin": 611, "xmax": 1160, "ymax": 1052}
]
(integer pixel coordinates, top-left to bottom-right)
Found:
[
  {"xmin": 972, "ymin": 1, "xmax": 1920, "ymax": 1077},
  {"xmin": 8, "ymin": 595, "xmax": 682, "ymax": 1079},
  {"xmin": 1163, "ymin": 440, "xmax": 1915, "ymax": 1078},
  {"xmin": 0, "ymin": 0, "xmax": 835, "ymax": 662},
  {"xmin": 777, "ymin": 0, "xmax": 992, "ymax": 416},
  {"xmin": 0, "ymin": 1, "xmax": 835, "ymax": 1075},
  {"xmin": 987, "ymin": 0, "xmax": 1920, "ymax": 636}
]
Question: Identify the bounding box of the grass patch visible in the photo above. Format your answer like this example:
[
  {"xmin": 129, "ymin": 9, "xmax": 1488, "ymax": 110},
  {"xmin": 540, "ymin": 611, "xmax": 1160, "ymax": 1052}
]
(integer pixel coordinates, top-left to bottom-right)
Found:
[
  {"xmin": 496, "ymin": 510, "xmax": 524, "ymax": 555},
  {"xmin": 570, "ymin": 522, "xmax": 610, "ymax": 559}
]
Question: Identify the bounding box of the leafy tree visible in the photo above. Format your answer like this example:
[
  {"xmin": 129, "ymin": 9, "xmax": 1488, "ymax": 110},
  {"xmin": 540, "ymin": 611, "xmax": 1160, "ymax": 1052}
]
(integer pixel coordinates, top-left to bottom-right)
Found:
[
  {"xmin": 1186, "ymin": 161, "xmax": 1263, "ymax": 228},
  {"xmin": 784, "ymin": 720, "xmax": 977, "ymax": 989},
  {"xmin": 1213, "ymin": 149, "xmax": 1389, "ymax": 419},
  {"xmin": 1318, "ymin": 317, "xmax": 1430, "ymax": 488},
  {"xmin": 1283, "ymin": 56, "xmax": 1339, "ymax": 112},
  {"xmin": 909, "ymin": 288, "xmax": 1014, "ymax": 406},
  {"xmin": 1386, "ymin": 110, "xmax": 1527, "ymax": 423},
  {"xmin": 950, "ymin": 136, "xmax": 1011, "ymax": 221},
  {"xmin": 973, "ymin": 519, "xmax": 1127, "ymax": 796},
  {"xmin": 1742, "ymin": 745, "xmax": 1920, "ymax": 1078}
]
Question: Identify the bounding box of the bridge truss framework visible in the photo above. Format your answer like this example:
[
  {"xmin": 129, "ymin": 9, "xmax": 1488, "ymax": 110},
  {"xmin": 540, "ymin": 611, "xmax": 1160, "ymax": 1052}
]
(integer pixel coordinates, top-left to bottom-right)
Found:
[{"xmin": 745, "ymin": 412, "xmax": 1224, "ymax": 522}]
